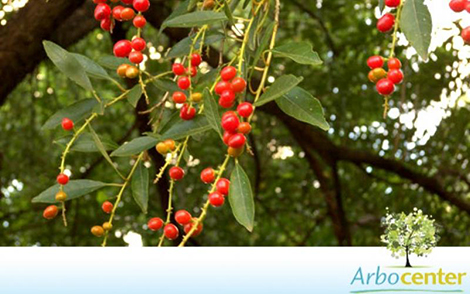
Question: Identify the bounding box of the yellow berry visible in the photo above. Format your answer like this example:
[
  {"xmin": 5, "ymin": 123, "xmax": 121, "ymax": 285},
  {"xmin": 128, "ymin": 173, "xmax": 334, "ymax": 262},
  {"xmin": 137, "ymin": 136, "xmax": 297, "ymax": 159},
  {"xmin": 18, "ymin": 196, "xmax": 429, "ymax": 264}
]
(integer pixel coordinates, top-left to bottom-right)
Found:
[
  {"xmin": 91, "ymin": 225, "xmax": 105, "ymax": 237},
  {"xmin": 103, "ymin": 222, "xmax": 113, "ymax": 231},
  {"xmin": 191, "ymin": 92, "xmax": 203, "ymax": 103},
  {"xmin": 156, "ymin": 142, "xmax": 169, "ymax": 154},
  {"xmin": 55, "ymin": 191, "xmax": 67, "ymax": 202}
]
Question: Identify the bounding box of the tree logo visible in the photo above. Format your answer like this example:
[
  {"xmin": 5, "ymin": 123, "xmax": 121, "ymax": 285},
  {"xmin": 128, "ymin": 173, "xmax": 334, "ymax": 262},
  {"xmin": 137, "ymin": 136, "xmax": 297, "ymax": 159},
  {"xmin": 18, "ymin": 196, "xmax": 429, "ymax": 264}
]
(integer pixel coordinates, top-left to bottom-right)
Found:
[{"xmin": 381, "ymin": 209, "xmax": 440, "ymax": 268}]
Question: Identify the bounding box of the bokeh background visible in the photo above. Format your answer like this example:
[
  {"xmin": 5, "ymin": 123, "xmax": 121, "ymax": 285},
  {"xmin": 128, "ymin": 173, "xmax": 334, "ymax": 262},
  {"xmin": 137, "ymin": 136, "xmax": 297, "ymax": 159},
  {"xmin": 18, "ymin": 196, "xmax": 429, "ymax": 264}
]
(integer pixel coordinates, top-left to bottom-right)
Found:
[{"xmin": 0, "ymin": 0, "xmax": 469, "ymax": 246}]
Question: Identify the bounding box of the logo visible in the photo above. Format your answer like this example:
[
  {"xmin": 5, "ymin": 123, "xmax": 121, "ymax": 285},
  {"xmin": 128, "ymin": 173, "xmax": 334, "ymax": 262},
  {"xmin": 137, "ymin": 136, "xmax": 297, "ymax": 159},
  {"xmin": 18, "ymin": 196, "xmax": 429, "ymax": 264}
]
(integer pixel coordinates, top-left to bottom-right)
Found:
[{"xmin": 349, "ymin": 210, "xmax": 467, "ymax": 293}]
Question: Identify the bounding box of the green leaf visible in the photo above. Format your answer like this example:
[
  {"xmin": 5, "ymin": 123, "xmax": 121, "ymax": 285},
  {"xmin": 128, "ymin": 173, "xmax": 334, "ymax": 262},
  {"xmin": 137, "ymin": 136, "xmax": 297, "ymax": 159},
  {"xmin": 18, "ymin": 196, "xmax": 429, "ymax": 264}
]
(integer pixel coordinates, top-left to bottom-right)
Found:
[
  {"xmin": 164, "ymin": 11, "xmax": 227, "ymax": 28},
  {"xmin": 223, "ymin": 1, "xmax": 235, "ymax": 27},
  {"xmin": 203, "ymin": 88, "xmax": 223, "ymax": 138},
  {"xmin": 42, "ymin": 99, "xmax": 98, "ymax": 130},
  {"xmin": 131, "ymin": 162, "xmax": 149, "ymax": 214},
  {"xmin": 32, "ymin": 180, "xmax": 107, "ymax": 203},
  {"xmin": 54, "ymin": 133, "xmax": 118, "ymax": 152},
  {"xmin": 88, "ymin": 125, "xmax": 124, "ymax": 178},
  {"xmin": 399, "ymin": 0, "xmax": 433, "ymax": 60},
  {"xmin": 111, "ymin": 136, "xmax": 159, "ymax": 157},
  {"xmin": 167, "ymin": 33, "xmax": 224, "ymax": 58},
  {"xmin": 151, "ymin": 78, "xmax": 180, "ymax": 93},
  {"xmin": 379, "ymin": 0, "xmax": 385, "ymax": 12},
  {"xmin": 254, "ymin": 75, "xmax": 304, "ymax": 107},
  {"xmin": 43, "ymin": 41, "xmax": 93, "ymax": 91},
  {"xmin": 252, "ymin": 21, "xmax": 275, "ymax": 68},
  {"xmin": 276, "ymin": 87, "xmax": 329, "ymax": 131},
  {"xmin": 229, "ymin": 163, "xmax": 255, "ymax": 232},
  {"xmin": 72, "ymin": 53, "xmax": 111, "ymax": 80},
  {"xmin": 98, "ymin": 55, "xmax": 132, "ymax": 70},
  {"xmin": 160, "ymin": 0, "xmax": 191, "ymax": 31},
  {"xmin": 161, "ymin": 115, "xmax": 212, "ymax": 140},
  {"xmin": 127, "ymin": 84, "xmax": 143, "ymax": 107},
  {"xmin": 272, "ymin": 42, "xmax": 323, "ymax": 66}
]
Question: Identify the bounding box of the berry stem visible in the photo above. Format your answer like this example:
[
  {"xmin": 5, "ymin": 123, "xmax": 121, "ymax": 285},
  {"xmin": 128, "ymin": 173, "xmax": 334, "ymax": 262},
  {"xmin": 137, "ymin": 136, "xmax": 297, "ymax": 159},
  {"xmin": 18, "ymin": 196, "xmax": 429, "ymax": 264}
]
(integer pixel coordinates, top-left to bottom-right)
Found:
[
  {"xmin": 61, "ymin": 201, "xmax": 67, "ymax": 227},
  {"xmin": 237, "ymin": 3, "xmax": 263, "ymax": 74},
  {"xmin": 389, "ymin": 2, "xmax": 404, "ymax": 59},
  {"xmin": 102, "ymin": 152, "xmax": 144, "ymax": 247},
  {"xmin": 250, "ymin": 0, "xmax": 280, "ymax": 114},
  {"xmin": 157, "ymin": 137, "xmax": 190, "ymax": 246},
  {"xmin": 178, "ymin": 154, "xmax": 231, "ymax": 247}
]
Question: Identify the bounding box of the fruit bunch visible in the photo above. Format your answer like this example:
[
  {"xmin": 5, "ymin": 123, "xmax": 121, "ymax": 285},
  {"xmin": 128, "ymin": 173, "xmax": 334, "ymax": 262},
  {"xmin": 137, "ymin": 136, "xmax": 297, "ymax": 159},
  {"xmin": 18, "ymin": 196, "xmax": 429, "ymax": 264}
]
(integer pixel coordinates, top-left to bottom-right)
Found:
[
  {"xmin": 146, "ymin": 174, "xmax": 230, "ymax": 241},
  {"xmin": 93, "ymin": 0, "xmax": 150, "ymax": 79},
  {"xmin": 367, "ymin": 56, "xmax": 403, "ymax": 96},
  {"xmin": 449, "ymin": 0, "xmax": 470, "ymax": 43},
  {"xmin": 369, "ymin": 0, "xmax": 404, "ymax": 116},
  {"xmin": 171, "ymin": 53, "xmax": 203, "ymax": 121}
]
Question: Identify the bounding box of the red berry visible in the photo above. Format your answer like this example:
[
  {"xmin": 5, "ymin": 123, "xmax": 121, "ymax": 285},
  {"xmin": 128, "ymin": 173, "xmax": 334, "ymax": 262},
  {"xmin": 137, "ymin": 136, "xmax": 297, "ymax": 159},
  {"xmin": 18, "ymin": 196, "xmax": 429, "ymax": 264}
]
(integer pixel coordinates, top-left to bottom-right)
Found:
[
  {"xmin": 219, "ymin": 97, "xmax": 235, "ymax": 108},
  {"xmin": 191, "ymin": 53, "xmax": 202, "ymax": 67},
  {"xmin": 131, "ymin": 37, "xmax": 146, "ymax": 51},
  {"xmin": 112, "ymin": 5, "xmax": 124, "ymax": 21},
  {"xmin": 120, "ymin": 7, "xmax": 135, "ymax": 21},
  {"xmin": 102, "ymin": 201, "xmax": 113, "ymax": 214},
  {"xmin": 237, "ymin": 102, "xmax": 253, "ymax": 118},
  {"xmin": 222, "ymin": 111, "xmax": 237, "ymax": 120},
  {"xmin": 172, "ymin": 63, "xmax": 185, "ymax": 76},
  {"xmin": 175, "ymin": 210, "xmax": 192, "ymax": 225},
  {"xmin": 221, "ymin": 115, "xmax": 240, "ymax": 133},
  {"xmin": 183, "ymin": 218, "xmax": 203, "ymax": 237},
  {"xmin": 129, "ymin": 51, "xmax": 144, "ymax": 64},
  {"xmin": 43, "ymin": 205, "xmax": 59, "ymax": 220},
  {"xmin": 122, "ymin": 0, "xmax": 133, "ymax": 4},
  {"xmin": 177, "ymin": 76, "xmax": 191, "ymax": 90},
  {"xmin": 227, "ymin": 133, "xmax": 246, "ymax": 148},
  {"xmin": 209, "ymin": 191, "xmax": 225, "ymax": 207},
  {"xmin": 188, "ymin": 66, "xmax": 197, "ymax": 77},
  {"xmin": 466, "ymin": 2, "xmax": 470, "ymax": 12},
  {"xmin": 220, "ymin": 90, "xmax": 235, "ymax": 103},
  {"xmin": 172, "ymin": 92, "xmax": 187, "ymax": 104},
  {"xmin": 113, "ymin": 40, "xmax": 132, "ymax": 58},
  {"xmin": 450, "ymin": 0, "xmax": 466, "ymax": 12},
  {"xmin": 94, "ymin": 3, "xmax": 111, "ymax": 21},
  {"xmin": 180, "ymin": 104, "xmax": 196, "ymax": 120},
  {"xmin": 385, "ymin": 0, "xmax": 400, "ymax": 8},
  {"xmin": 367, "ymin": 56, "xmax": 384, "ymax": 69},
  {"xmin": 164, "ymin": 223, "xmax": 179, "ymax": 240},
  {"xmin": 216, "ymin": 178, "xmax": 230, "ymax": 195},
  {"xmin": 215, "ymin": 81, "xmax": 232, "ymax": 95},
  {"xmin": 376, "ymin": 78, "xmax": 395, "ymax": 95},
  {"xmin": 147, "ymin": 217, "xmax": 163, "ymax": 231},
  {"xmin": 462, "ymin": 26, "xmax": 470, "ymax": 44},
  {"xmin": 377, "ymin": 13, "xmax": 395, "ymax": 33},
  {"xmin": 220, "ymin": 66, "xmax": 237, "ymax": 81},
  {"xmin": 169, "ymin": 166, "xmax": 185, "ymax": 180},
  {"xmin": 133, "ymin": 15, "xmax": 147, "ymax": 28},
  {"xmin": 102, "ymin": 18, "xmax": 112, "ymax": 31},
  {"xmin": 133, "ymin": 0, "xmax": 150, "ymax": 12},
  {"xmin": 237, "ymin": 122, "xmax": 252, "ymax": 134},
  {"xmin": 61, "ymin": 118, "xmax": 74, "ymax": 131},
  {"xmin": 57, "ymin": 173, "xmax": 69, "ymax": 185},
  {"xmin": 388, "ymin": 69, "xmax": 404, "ymax": 84},
  {"xmin": 223, "ymin": 131, "xmax": 234, "ymax": 145},
  {"xmin": 231, "ymin": 77, "xmax": 246, "ymax": 93},
  {"xmin": 200, "ymin": 168, "xmax": 215, "ymax": 184},
  {"xmin": 387, "ymin": 57, "xmax": 402, "ymax": 69},
  {"xmin": 93, "ymin": 0, "xmax": 107, "ymax": 3}
]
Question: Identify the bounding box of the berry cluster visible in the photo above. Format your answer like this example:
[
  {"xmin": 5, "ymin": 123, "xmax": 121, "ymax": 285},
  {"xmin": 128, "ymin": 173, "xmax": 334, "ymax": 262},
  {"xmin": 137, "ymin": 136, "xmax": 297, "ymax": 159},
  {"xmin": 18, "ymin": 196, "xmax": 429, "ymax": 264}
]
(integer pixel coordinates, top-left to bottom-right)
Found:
[
  {"xmin": 171, "ymin": 53, "xmax": 203, "ymax": 120},
  {"xmin": 376, "ymin": 0, "xmax": 401, "ymax": 33},
  {"xmin": 146, "ymin": 175, "xmax": 230, "ymax": 240},
  {"xmin": 449, "ymin": 0, "xmax": 470, "ymax": 43},
  {"xmin": 214, "ymin": 66, "xmax": 247, "ymax": 108},
  {"xmin": 90, "ymin": 201, "xmax": 115, "ymax": 237},
  {"xmin": 93, "ymin": 0, "xmax": 148, "ymax": 32},
  {"xmin": 94, "ymin": 0, "xmax": 150, "ymax": 79},
  {"xmin": 367, "ymin": 56, "xmax": 403, "ymax": 96}
]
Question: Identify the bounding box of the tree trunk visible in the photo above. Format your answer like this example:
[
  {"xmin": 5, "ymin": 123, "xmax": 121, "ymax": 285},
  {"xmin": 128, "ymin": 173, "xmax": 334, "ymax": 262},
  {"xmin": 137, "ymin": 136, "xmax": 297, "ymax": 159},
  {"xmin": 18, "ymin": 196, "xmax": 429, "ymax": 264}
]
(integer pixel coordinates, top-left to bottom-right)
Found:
[{"xmin": 405, "ymin": 246, "xmax": 412, "ymax": 268}]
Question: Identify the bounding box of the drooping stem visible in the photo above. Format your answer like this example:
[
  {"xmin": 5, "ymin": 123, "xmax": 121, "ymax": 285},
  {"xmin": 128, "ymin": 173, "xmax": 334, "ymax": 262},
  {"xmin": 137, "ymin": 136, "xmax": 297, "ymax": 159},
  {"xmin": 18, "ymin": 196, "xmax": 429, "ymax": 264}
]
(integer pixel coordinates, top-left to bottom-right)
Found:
[
  {"xmin": 157, "ymin": 137, "xmax": 190, "ymax": 247},
  {"xmin": 101, "ymin": 153, "xmax": 144, "ymax": 247},
  {"xmin": 389, "ymin": 2, "xmax": 404, "ymax": 59},
  {"xmin": 178, "ymin": 154, "xmax": 231, "ymax": 247}
]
